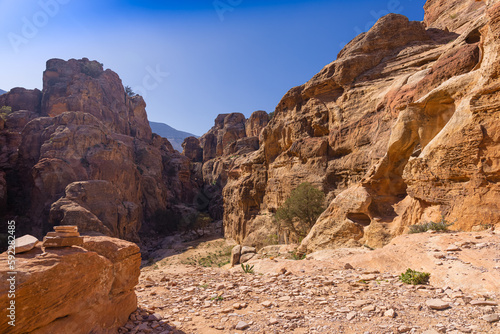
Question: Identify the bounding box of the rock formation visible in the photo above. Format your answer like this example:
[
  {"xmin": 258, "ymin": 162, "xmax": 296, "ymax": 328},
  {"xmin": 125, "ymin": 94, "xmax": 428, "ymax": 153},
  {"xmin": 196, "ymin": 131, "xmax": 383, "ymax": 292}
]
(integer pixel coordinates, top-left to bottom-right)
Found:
[
  {"xmin": 183, "ymin": 111, "xmax": 269, "ymax": 222},
  {"xmin": 220, "ymin": 0, "xmax": 500, "ymax": 251},
  {"xmin": 0, "ymin": 58, "xmax": 201, "ymax": 242},
  {"xmin": 0, "ymin": 235, "xmax": 140, "ymax": 334}
]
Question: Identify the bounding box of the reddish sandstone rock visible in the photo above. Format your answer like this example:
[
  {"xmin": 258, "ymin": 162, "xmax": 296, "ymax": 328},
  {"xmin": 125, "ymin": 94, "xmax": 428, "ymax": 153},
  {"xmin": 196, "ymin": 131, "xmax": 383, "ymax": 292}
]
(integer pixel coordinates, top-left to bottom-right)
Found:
[
  {"xmin": 0, "ymin": 236, "xmax": 140, "ymax": 334},
  {"xmin": 182, "ymin": 136, "xmax": 203, "ymax": 162},
  {"xmin": 41, "ymin": 58, "xmax": 151, "ymax": 141},
  {"xmin": 0, "ymin": 87, "xmax": 42, "ymax": 113},
  {"xmin": 0, "ymin": 59, "xmax": 201, "ymax": 240},
  {"xmin": 245, "ymin": 110, "xmax": 269, "ymax": 138}
]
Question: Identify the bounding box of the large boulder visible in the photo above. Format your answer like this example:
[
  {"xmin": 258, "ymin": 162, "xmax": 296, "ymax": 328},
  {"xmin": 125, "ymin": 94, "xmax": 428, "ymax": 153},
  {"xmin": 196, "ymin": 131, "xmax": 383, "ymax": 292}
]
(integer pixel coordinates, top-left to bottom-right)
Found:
[{"xmin": 0, "ymin": 236, "xmax": 140, "ymax": 334}]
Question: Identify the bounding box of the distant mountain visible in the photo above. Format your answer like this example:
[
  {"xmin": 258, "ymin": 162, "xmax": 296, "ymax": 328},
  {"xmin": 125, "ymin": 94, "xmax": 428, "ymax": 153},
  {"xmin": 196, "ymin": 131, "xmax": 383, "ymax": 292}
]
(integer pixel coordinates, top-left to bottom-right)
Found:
[
  {"xmin": 149, "ymin": 121, "xmax": 197, "ymax": 152},
  {"xmin": 0, "ymin": 89, "xmax": 6, "ymax": 95}
]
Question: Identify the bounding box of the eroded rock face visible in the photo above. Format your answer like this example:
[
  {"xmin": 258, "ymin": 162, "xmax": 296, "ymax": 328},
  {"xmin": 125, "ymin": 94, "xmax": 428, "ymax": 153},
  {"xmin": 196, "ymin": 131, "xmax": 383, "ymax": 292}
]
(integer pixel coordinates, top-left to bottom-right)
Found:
[
  {"xmin": 0, "ymin": 58, "xmax": 201, "ymax": 241},
  {"xmin": 182, "ymin": 136, "xmax": 203, "ymax": 162},
  {"xmin": 190, "ymin": 111, "xmax": 269, "ymax": 223},
  {"xmin": 0, "ymin": 236, "xmax": 140, "ymax": 334},
  {"xmin": 223, "ymin": 2, "xmax": 500, "ymax": 251}
]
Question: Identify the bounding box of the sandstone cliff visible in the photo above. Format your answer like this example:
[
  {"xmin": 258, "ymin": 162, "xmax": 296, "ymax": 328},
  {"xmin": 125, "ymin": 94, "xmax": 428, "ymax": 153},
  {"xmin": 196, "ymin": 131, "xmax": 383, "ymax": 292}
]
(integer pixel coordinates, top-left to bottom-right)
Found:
[
  {"xmin": 0, "ymin": 58, "xmax": 201, "ymax": 242},
  {"xmin": 220, "ymin": 0, "xmax": 500, "ymax": 251},
  {"xmin": 182, "ymin": 111, "xmax": 269, "ymax": 221},
  {"xmin": 0, "ymin": 236, "xmax": 140, "ymax": 334}
]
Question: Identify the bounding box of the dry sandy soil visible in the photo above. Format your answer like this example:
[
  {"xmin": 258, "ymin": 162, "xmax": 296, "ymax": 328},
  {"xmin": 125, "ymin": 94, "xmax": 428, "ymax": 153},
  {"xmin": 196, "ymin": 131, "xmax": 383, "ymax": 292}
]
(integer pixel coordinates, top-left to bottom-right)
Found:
[{"xmin": 119, "ymin": 230, "xmax": 500, "ymax": 334}]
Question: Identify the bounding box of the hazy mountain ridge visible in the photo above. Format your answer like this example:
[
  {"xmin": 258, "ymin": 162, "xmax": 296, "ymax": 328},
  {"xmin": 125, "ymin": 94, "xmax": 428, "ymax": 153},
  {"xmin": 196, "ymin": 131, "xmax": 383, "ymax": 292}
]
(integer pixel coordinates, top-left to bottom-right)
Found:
[
  {"xmin": 0, "ymin": 89, "xmax": 6, "ymax": 95},
  {"xmin": 149, "ymin": 121, "xmax": 197, "ymax": 152}
]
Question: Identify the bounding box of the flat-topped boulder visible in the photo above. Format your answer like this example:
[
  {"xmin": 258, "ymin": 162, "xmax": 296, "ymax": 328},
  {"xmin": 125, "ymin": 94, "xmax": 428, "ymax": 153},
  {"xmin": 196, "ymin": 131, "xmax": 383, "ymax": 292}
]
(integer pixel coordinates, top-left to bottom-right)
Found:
[{"xmin": 0, "ymin": 236, "xmax": 140, "ymax": 334}]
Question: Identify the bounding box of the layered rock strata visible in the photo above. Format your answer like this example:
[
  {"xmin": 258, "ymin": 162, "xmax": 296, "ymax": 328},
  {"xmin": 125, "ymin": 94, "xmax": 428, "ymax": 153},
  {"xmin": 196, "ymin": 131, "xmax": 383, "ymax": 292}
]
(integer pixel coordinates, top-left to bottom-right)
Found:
[
  {"xmin": 0, "ymin": 58, "xmax": 201, "ymax": 241},
  {"xmin": 220, "ymin": 1, "xmax": 500, "ymax": 251},
  {"xmin": 0, "ymin": 236, "xmax": 140, "ymax": 334}
]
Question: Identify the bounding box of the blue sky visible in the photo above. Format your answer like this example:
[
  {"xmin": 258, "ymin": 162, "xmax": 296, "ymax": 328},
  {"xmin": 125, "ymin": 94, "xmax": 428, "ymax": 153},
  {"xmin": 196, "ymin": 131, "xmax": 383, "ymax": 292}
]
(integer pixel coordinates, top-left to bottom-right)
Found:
[{"xmin": 0, "ymin": 0, "xmax": 425, "ymax": 135}]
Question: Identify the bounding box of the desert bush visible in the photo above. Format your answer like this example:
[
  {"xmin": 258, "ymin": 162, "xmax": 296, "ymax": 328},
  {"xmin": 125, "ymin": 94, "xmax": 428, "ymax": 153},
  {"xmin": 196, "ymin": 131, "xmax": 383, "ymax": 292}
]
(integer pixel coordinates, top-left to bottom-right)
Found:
[
  {"xmin": 241, "ymin": 263, "xmax": 254, "ymax": 274},
  {"xmin": 288, "ymin": 250, "xmax": 306, "ymax": 260},
  {"xmin": 399, "ymin": 268, "xmax": 430, "ymax": 285},
  {"xmin": 408, "ymin": 216, "xmax": 453, "ymax": 234},
  {"xmin": 181, "ymin": 245, "xmax": 232, "ymax": 268},
  {"xmin": 0, "ymin": 106, "xmax": 12, "ymax": 120},
  {"xmin": 275, "ymin": 182, "xmax": 325, "ymax": 239},
  {"xmin": 81, "ymin": 61, "xmax": 103, "ymax": 78}
]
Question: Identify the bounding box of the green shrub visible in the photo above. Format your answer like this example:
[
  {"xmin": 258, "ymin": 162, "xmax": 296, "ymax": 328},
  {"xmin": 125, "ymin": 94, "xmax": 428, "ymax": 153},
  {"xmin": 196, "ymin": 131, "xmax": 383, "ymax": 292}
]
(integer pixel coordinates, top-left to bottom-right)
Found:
[
  {"xmin": 408, "ymin": 216, "xmax": 453, "ymax": 234},
  {"xmin": 241, "ymin": 263, "xmax": 254, "ymax": 274},
  {"xmin": 0, "ymin": 106, "xmax": 12, "ymax": 120},
  {"xmin": 181, "ymin": 246, "xmax": 232, "ymax": 268},
  {"xmin": 275, "ymin": 182, "xmax": 325, "ymax": 239},
  {"xmin": 399, "ymin": 268, "xmax": 430, "ymax": 285},
  {"xmin": 289, "ymin": 250, "xmax": 306, "ymax": 260}
]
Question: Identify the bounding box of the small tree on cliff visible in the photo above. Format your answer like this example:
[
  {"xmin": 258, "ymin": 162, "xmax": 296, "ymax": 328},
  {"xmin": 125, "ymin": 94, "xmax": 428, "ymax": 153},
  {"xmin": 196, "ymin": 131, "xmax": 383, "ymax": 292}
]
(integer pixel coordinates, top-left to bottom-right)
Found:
[
  {"xmin": 125, "ymin": 86, "xmax": 136, "ymax": 97},
  {"xmin": 275, "ymin": 182, "xmax": 325, "ymax": 239}
]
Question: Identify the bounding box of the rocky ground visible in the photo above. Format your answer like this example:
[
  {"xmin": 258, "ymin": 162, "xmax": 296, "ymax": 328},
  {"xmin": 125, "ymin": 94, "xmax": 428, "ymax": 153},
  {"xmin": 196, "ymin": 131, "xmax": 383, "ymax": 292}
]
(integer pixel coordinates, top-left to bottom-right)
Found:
[{"xmin": 118, "ymin": 230, "xmax": 500, "ymax": 334}]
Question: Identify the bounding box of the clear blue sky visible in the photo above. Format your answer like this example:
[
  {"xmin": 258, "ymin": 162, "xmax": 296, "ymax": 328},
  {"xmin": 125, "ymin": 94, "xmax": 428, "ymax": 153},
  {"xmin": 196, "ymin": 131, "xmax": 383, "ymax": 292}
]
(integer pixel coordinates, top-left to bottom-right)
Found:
[{"xmin": 0, "ymin": 0, "xmax": 425, "ymax": 136}]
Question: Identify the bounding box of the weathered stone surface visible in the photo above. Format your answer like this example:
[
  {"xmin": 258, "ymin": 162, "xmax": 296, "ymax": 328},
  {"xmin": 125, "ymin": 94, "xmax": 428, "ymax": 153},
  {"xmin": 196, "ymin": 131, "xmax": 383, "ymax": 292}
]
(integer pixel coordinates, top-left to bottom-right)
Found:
[
  {"xmin": 231, "ymin": 245, "xmax": 242, "ymax": 266},
  {"xmin": 221, "ymin": 1, "xmax": 500, "ymax": 251},
  {"xmin": 240, "ymin": 252, "xmax": 255, "ymax": 263},
  {"xmin": 43, "ymin": 236, "xmax": 84, "ymax": 248},
  {"xmin": 196, "ymin": 111, "xmax": 270, "ymax": 223},
  {"xmin": 241, "ymin": 246, "xmax": 256, "ymax": 255},
  {"xmin": 14, "ymin": 235, "xmax": 38, "ymax": 253},
  {"xmin": 426, "ymin": 299, "xmax": 450, "ymax": 310},
  {"xmin": 0, "ymin": 236, "xmax": 140, "ymax": 334},
  {"xmin": 482, "ymin": 314, "xmax": 499, "ymax": 323},
  {"xmin": 182, "ymin": 136, "xmax": 203, "ymax": 162},
  {"xmin": 0, "ymin": 58, "xmax": 202, "ymax": 241},
  {"xmin": 245, "ymin": 110, "xmax": 269, "ymax": 137},
  {"xmin": 0, "ymin": 87, "xmax": 42, "ymax": 113}
]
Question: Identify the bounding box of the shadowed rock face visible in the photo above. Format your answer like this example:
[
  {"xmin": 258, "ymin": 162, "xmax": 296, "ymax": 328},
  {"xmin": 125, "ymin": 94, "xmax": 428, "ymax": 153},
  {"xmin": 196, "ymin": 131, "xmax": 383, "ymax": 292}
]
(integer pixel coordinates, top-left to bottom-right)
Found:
[
  {"xmin": 221, "ymin": 2, "xmax": 500, "ymax": 251},
  {"xmin": 180, "ymin": 111, "xmax": 269, "ymax": 223},
  {"xmin": 0, "ymin": 58, "xmax": 201, "ymax": 242},
  {"xmin": 0, "ymin": 236, "xmax": 140, "ymax": 334}
]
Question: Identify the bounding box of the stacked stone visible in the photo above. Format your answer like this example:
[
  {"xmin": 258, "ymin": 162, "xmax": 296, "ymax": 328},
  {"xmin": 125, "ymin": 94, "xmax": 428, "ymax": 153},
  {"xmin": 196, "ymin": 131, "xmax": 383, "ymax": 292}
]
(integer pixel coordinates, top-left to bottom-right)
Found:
[{"xmin": 42, "ymin": 225, "xmax": 84, "ymax": 248}]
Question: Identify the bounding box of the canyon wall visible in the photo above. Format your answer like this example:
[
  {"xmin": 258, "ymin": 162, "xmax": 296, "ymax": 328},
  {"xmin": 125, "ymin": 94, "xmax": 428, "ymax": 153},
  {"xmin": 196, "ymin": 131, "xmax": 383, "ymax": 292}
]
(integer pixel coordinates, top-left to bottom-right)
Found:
[
  {"xmin": 0, "ymin": 58, "xmax": 201, "ymax": 242},
  {"xmin": 219, "ymin": 0, "xmax": 500, "ymax": 251}
]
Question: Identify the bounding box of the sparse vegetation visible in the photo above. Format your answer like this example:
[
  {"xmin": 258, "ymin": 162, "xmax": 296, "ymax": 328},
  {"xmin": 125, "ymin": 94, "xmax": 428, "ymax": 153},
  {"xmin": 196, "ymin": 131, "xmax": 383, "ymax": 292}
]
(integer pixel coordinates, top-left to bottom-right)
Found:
[
  {"xmin": 210, "ymin": 295, "xmax": 224, "ymax": 301},
  {"xmin": 81, "ymin": 61, "xmax": 103, "ymax": 78},
  {"xmin": 288, "ymin": 250, "xmax": 306, "ymax": 260},
  {"xmin": 268, "ymin": 111, "xmax": 275, "ymax": 120},
  {"xmin": 0, "ymin": 105, "xmax": 12, "ymax": 120},
  {"xmin": 241, "ymin": 263, "xmax": 254, "ymax": 274},
  {"xmin": 275, "ymin": 182, "xmax": 325, "ymax": 239},
  {"xmin": 125, "ymin": 86, "xmax": 136, "ymax": 97},
  {"xmin": 399, "ymin": 268, "xmax": 430, "ymax": 285},
  {"xmin": 408, "ymin": 216, "xmax": 454, "ymax": 234},
  {"xmin": 264, "ymin": 233, "xmax": 279, "ymax": 246},
  {"xmin": 181, "ymin": 246, "xmax": 233, "ymax": 268}
]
